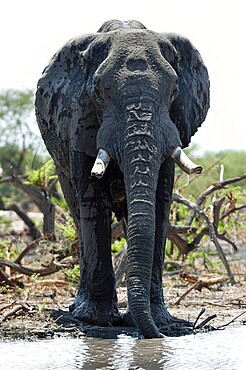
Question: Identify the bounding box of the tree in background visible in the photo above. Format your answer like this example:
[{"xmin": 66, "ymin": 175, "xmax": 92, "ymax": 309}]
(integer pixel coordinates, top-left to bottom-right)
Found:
[
  {"xmin": 0, "ymin": 89, "xmax": 49, "ymax": 204},
  {"xmin": 0, "ymin": 89, "xmax": 57, "ymax": 238}
]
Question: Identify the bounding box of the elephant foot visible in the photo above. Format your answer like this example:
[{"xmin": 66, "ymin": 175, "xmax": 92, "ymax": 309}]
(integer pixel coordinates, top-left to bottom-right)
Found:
[
  {"xmin": 69, "ymin": 296, "xmax": 122, "ymax": 326},
  {"xmin": 122, "ymin": 304, "xmax": 192, "ymax": 330},
  {"xmin": 151, "ymin": 303, "xmax": 192, "ymax": 328},
  {"xmin": 121, "ymin": 308, "xmax": 135, "ymax": 327}
]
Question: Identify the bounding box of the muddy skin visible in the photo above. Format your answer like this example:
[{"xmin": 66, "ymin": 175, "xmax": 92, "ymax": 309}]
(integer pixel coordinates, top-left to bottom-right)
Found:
[{"xmin": 35, "ymin": 19, "xmax": 209, "ymax": 338}]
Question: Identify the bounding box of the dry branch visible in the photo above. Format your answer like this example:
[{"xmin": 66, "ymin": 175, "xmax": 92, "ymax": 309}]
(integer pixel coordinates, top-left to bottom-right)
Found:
[
  {"xmin": 0, "ymin": 258, "xmax": 62, "ymax": 277},
  {"xmin": 1, "ymin": 302, "xmax": 31, "ymax": 322},
  {"xmin": 27, "ymin": 279, "xmax": 68, "ymax": 287},
  {"xmin": 172, "ymin": 192, "xmax": 236, "ymax": 284},
  {"xmin": 0, "ymin": 197, "xmax": 41, "ymax": 239},
  {"xmin": 15, "ymin": 237, "xmax": 45, "ymax": 264},
  {"xmin": 186, "ymin": 173, "xmax": 246, "ymax": 226},
  {"xmin": 174, "ymin": 273, "xmax": 229, "ymax": 306},
  {"xmin": 8, "ymin": 173, "xmax": 55, "ymax": 238}
]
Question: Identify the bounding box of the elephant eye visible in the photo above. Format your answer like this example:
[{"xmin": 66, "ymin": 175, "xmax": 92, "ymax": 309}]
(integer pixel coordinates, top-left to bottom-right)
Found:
[
  {"xmin": 82, "ymin": 39, "xmax": 111, "ymax": 67},
  {"xmin": 171, "ymin": 87, "xmax": 179, "ymax": 103}
]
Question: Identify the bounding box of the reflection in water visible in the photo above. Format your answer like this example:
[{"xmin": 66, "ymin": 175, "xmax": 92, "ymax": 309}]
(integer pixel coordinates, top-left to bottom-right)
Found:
[{"xmin": 1, "ymin": 326, "xmax": 246, "ymax": 369}]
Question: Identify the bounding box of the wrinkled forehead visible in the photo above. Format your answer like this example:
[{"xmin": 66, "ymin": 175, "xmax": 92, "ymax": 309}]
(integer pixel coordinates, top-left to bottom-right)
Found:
[
  {"xmin": 85, "ymin": 27, "xmax": 177, "ymax": 66},
  {"xmin": 97, "ymin": 28, "xmax": 162, "ymax": 51}
]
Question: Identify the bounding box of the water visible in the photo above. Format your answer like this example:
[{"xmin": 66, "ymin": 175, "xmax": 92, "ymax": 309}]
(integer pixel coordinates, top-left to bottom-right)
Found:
[{"xmin": 1, "ymin": 326, "xmax": 246, "ymax": 370}]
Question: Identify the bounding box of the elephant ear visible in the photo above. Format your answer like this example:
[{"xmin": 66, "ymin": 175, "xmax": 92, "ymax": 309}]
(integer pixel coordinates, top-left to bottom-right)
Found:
[
  {"xmin": 164, "ymin": 33, "xmax": 210, "ymax": 148},
  {"xmin": 35, "ymin": 33, "xmax": 101, "ymax": 157}
]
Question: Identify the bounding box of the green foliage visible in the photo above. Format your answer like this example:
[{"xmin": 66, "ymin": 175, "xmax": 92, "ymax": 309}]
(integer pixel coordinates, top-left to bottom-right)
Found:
[
  {"xmin": 112, "ymin": 237, "xmax": 126, "ymax": 254},
  {"xmin": 0, "ymin": 89, "xmax": 38, "ymax": 149},
  {"xmin": 187, "ymin": 249, "xmax": 222, "ymax": 273},
  {"xmin": 175, "ymin": 148, "xmax": 246, "ymax": 199},
  {"xmin": 63, "ymin": 264, "xmax": 80, "ymax": 283},
  {"xmin": 25, "ymin": 160, "xmax": 57, "ymax": 189},
  {"xmin": 0, "ymin": 240, "xmax": 21, "ymax": 260},
  {"xmin": 0, "ymin": 215, "xmax": 12, "ymax": 228},
  {"xmin": 0, "ymin": 89, "xmax": 33, "ymax": 118},
  {"xmin": 60, "ymin": 218, "xmax": 76, "ymax": 240},
  {"xmin": 51, "ymin": 195, "xmax": 69, "ymax": 212},
  {"xmin": 0, "ymin": 89, "xmax": 50, "ymax": 207},
  {"xmin": 0, "ymin": 145, "xmax": 45, "ymax": 176}
]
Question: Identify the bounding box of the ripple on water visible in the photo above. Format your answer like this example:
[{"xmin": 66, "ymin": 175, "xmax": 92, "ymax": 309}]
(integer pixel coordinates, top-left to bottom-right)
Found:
[{"xmin": 0, "ymin": 326, "xmax": 246, "ymax": 370}]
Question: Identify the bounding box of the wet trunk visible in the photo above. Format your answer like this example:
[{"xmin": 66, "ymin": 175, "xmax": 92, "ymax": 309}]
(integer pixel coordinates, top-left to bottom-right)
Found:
[{"xmin": 123, "ymin": 114, "xmax": 162, "ymax": 338}]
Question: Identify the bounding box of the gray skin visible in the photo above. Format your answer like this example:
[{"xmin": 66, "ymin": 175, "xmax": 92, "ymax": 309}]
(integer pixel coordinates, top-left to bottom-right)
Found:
[{"xmin": 35, "ymin": 19, "xmax": 209, "ymax": 339}]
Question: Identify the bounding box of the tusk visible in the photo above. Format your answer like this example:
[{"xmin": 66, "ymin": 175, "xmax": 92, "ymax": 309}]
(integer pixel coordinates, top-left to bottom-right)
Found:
[
  {"xmin": 171, "ymin": 147, "xmax": 203, "ymax": 175},
  {"xmin": 91, "ymin": 149, "xmax": 110, "ymax": 179}
]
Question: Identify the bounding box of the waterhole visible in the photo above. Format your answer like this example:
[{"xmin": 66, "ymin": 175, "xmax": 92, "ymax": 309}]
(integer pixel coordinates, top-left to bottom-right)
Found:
[{"xmin": 1, "ymin": 326, "xmax": 245, "ymax": 370}]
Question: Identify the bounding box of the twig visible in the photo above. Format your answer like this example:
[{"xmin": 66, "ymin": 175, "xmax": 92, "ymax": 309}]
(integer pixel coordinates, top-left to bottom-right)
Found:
[
  {"xmin": 174, "ymin": 281, "xmax": 201, "ymax": 306},
  {"xmin": 193, "ymin": 307, "xmax": 206, "ymax": 329},
  {"xmin": 195, "ymin": 314, "xmax": 217, "ymax": 330},
  {"xmin": 172, "ymin": 193, "xmax": 236, "ymax": 285},
  {"xmin": 0, "ymin": 301, "xmax": 17, "ymax": 313},
  {"xmin": 186, "ymin": 173, "xmax": 246, "ymax": 226},
  {"xmin": 216, "ymin": 311, "xmax": 246, "ymax": 329}
]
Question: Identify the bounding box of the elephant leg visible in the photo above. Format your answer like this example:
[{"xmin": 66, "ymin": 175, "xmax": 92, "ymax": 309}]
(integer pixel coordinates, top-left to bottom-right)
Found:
[
  {"xmin": 69, "ymin": 150, "xmax": 121, "ymax": 326},
  {"xmin": 150, "ymin": 159, "xmax": 192, "ymax": 328}
]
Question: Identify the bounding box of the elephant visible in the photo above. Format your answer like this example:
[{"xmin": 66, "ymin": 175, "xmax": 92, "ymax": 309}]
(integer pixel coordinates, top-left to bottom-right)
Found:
[{"xmin": 35, "ymin": 19, "xmax": 209, "ymax": 338}]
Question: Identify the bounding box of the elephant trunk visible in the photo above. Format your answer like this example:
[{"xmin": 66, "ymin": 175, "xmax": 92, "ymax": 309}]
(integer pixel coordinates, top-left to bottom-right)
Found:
[
  {"xmin": 123, "ymin": 117, "xmax": 163, "ymax": 338},
  {"xmin": 92, "ymin": 102, "xmax": 203, "ymax": 338}
]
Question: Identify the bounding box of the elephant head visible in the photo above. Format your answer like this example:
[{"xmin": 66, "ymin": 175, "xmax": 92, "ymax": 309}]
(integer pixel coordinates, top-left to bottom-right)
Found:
[{"xmin": 36, "ymin": 20, "xmax": 209, "ymax": 338}]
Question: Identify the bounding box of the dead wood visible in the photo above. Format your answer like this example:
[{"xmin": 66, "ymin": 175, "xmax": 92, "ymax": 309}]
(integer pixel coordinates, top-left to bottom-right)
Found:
[
  {"xmin": 26, "ymin": 279, "xmax": 68, "ymax": 287},
  {"xmin": 0, "ymin": 258, "xmax": 63, "ymax": 277},
  {"xmin": 172, "ymin": 193, "xmax": 236, "ymax": 285},
  {"xmin": 216, "ymin": 311, "xmax": 246, "ymax": 329},
  {"xmin": 14, "ymin": 236, "xmax": 47, "ymax": 264},
  {"xmin": 0, "ymin": 301, "xmax": 17, "ymax": 313},
  {"xmin": 179, "ymin": 272, "xmax": 228, "ymax": 288},
  {"xmin": 0, "ymin": 268, "xmax": 24, "ymax": 289},
  {"xmin": 194, "ymin": 314, "xmax": 217, "ymax": 330},
  {"xmin": 8, "ymin": 173, "xmax": 56, "ymax": 239},
  {"xmin": 186, "ymin": 173, "xmax": 246, "ymax": 226},
  {"xmin": 0, "ymin": 269, "xmax": 16, "ymax": 287},
  {"xmin": 0, "ymin": 197, "xmax": 41, "ymax": 239},
  {"xmin": 1, "ymin": 302, "xmax": 31, "ymax": 322},
  {"xmin": 174, "ymin": 273, "xmax": 229, "ymax": 306}
]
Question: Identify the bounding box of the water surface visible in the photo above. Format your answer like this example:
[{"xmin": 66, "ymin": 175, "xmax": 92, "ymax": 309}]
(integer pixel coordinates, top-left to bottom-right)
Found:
[{"xmin": 1, "ymin": 326, "xmax": 246, "ymax": 369}]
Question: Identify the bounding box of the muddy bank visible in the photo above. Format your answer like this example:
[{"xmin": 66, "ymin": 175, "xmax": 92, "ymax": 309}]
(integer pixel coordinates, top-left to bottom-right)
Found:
[{"xmin": 1, "ymin": 273, "xmax": 246, "ymax": 341}]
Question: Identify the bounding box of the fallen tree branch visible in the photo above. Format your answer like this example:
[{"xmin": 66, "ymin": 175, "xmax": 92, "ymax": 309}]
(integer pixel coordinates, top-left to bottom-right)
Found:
[
  {"xmin": 174, "ymin": 273, "xmax": 229, "ymax": 306},
  {"xmin": 26, "ymin": 279, "xmax": 68, "ymax": 287},
  {"xmin": 1, "ymin": 302, "xmax": 31, "ymax": 322},
  {"xmin": 0, "ymin": 258, "xmax": 62, "ymax": 277},
  {"xmin": 174, "ymin": 281, "xmax": 201, "ymax": 306}
]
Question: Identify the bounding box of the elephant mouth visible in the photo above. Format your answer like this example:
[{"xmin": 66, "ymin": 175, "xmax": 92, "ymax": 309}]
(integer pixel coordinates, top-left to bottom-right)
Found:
[{"xmin": 91, "ymin": 146, "xmax": 203, "ymax": 178}]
